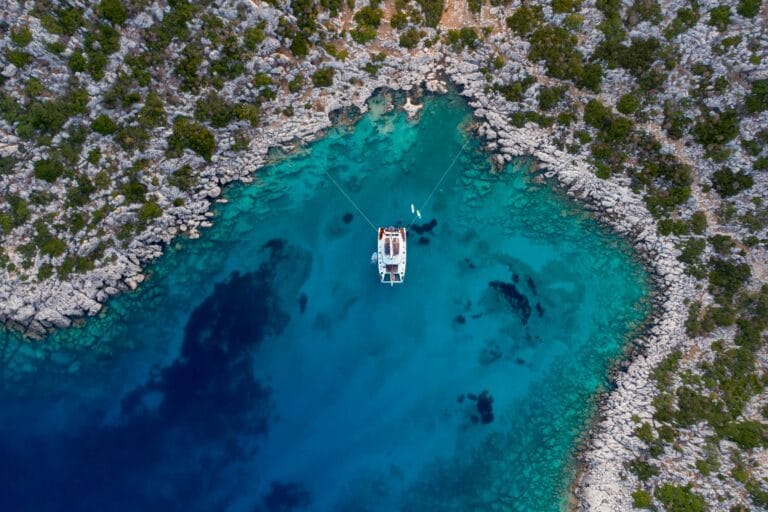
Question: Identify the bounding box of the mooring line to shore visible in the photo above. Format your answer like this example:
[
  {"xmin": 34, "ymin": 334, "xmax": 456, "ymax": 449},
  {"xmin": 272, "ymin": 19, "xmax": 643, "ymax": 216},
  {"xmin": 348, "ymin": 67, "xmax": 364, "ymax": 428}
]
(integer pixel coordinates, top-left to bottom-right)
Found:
[
  {"xmin": 322, "ymin": 168, "xmax": 379, "ymax": 231},
  {"xmin": 407, "ymin": 138, "xmax": 470, "ymax": 230}
]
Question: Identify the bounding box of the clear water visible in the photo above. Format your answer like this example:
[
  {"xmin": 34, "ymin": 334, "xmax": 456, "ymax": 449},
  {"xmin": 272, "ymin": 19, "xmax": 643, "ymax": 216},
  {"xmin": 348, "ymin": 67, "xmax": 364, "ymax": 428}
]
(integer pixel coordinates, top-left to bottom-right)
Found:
[{"xmin": 0, "ymin": 93, "xmax": 649, "ymax": 512}]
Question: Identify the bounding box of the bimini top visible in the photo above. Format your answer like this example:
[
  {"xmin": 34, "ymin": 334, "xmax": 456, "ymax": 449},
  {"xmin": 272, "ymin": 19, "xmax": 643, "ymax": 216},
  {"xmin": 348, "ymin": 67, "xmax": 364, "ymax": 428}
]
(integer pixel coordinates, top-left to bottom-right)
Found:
[{"xmin": 377, "ymin": 227, "xmax": 407, "ymax": 285}]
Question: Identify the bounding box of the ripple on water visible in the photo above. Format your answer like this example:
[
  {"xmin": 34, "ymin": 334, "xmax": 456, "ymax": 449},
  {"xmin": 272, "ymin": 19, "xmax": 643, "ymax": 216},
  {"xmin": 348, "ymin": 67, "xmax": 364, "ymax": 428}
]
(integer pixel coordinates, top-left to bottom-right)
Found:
[{"xmin": 0, "ymin": 93, "xmax": 649, "ymax": 512}]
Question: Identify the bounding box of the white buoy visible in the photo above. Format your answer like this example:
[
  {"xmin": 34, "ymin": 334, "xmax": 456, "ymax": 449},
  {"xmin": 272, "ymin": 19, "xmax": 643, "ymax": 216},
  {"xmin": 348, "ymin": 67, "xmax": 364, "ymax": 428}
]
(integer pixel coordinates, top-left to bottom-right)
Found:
[
  {"xmin": 416, "ymin": 209, "xmax": 422, "ymax": 219},
  {"xmin": 410, "ymin": 203, "xmax": 415, "ymax": 214}
]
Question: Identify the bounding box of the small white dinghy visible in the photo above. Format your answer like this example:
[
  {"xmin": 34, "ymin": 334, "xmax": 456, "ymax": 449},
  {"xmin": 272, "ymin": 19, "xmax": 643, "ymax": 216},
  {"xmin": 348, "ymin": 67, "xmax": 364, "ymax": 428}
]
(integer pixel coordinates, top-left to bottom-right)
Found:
[{"xmin": 377, "ymin": 227, "xmax": 407, "ymax": 285}]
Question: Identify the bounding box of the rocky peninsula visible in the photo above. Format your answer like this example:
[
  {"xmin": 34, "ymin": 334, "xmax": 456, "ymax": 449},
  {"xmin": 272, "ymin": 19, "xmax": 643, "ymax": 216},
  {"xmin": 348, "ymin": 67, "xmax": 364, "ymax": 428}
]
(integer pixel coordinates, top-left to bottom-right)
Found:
[{"xmin": 1, "ymin": 0, "xmax": 767, "ymax": 510}]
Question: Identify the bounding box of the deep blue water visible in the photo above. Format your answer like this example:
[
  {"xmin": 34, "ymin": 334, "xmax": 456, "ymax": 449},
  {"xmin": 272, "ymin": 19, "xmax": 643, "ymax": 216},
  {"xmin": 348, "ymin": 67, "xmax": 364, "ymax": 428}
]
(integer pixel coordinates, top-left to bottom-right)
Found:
[{"xmin": 0, "ymin": 94, "xmax": 649, "ymax": 512}]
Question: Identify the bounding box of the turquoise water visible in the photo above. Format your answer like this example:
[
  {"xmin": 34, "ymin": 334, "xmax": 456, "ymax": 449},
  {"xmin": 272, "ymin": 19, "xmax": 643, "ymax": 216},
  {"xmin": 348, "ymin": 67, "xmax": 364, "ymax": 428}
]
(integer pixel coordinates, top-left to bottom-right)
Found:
[{"xmin": 0, "ymin": 94, "xmax": 648, "ymax": 511}]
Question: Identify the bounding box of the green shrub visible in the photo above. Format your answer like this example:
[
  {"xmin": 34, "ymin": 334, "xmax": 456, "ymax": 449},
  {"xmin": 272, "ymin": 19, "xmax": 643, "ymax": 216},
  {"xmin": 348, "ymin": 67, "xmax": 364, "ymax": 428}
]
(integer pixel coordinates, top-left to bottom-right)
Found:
[
  {"xmin": 737, "ymin": 0, "xmax": 761, "ymax": 17},
  {"xmin": 98, "ymin": 0, "xmax": 128, "ymax": 24},
  {"xmin": 664, "ymin": 7, "xmax": 699, "ymax": 39},
  {"xmin": 745, "ymin": 79, "xmax": 768, "ymax": 113},
  {"xmin": 708, "ymin": 257, "xmax": 751, "ymax": 303},
  {"xmin": 6, "ymin": 49, "xmax": 31, "ymax": 68},
  {"xmin": 467, "ymin": 0, "xmax": 482, "ymax": 14},
  {"xmin": 312, "ymin": 67, "xmax": 335, "ymax": 87},
  {"xmin": 538, "ymin": 86, "xmax": 565, "ymax": 110},
  {"xmin": 0, "ymin": 194, "xmax": 30, "ymax": 233},
  {"xmin": 708, "ymin": 5, "xmax": 731, "ymax": 31},
  {"xmin": 354, "ymin": 5, "xmax": 383, "ymax": 27},
  {"xmin": 505, "ymin": 5, "xmax": 543, "ymax": 36},
  {"xmin": 138, "ymin": 92, "xmax": 166, "ymax": 129},
  {"xmin": 563, "ymin": 13, "xmax": 584, "ymax": 31},
  {"xmin": 577, "ymin": 63, "xmax": 603, "ymax": 93},
  {"xmin": 711, "ymin": 168, "xmax": 753, "ymax": 197},
  {"xmin": 652, "ymin": 349, "xmax": 681, "ymax": 388},
  {"xmin": 692, "ymin": 109, "xmax": 739, "ymax": 147},
  {"xmin": 617, "ymin": 93, "xmax": 640, "ymax": 115},
  {"xmin": 399, "ymin": 28, "xmax": 422, "ymax": 48},
  {"xmin": 91, "ymin": 113, "xmax": 117, "ymax": 135},
  {"xmin": 137, "ymin": 201, "xmax": 162, "ymax": 224},
  {"xmin": 626, "ymin": 0, "xmax": 661, "ymax": 25},
  {"xmin": 290, "ymin": 34, "xmax": 310, "ymax": 58},
  {"xmin": 632, "ymin": 489, "xmax": 653, "ymax": 509},
  {"xmin": 583, "ymin": 99, "xmax": 612, "ymax": 129},
  {"xmin": 663, "ymin": 101, "xmax": 691, "ymax": 139},
  {"xmin": 38, "ymin": 263, "xmax": 54, "ymax": 281},
  {"xmin": 416, "ymin": 0, "xmax": 444, "ymax": 27},
  {"xmin": 552, "ymin": 0, "xmax": 582, "ymax": 13},
  {"xmin": 655, "ymin": 483, "xmax": 708, "ymax": 512},
  {"xmin": 718, "ymin": 420, "xmax": 768, "ymax": 450},
  {"xmin": 167, "ymin": 118, "xmax": 216, "ymax": 161},
  {"xmin": 120, "ymin": 178, "xmax": 147, "ymax": 203},
  {"xmin": 10, "ymin": 26, "xmax": 34, "ymax": 47},
  {"xmin": 628, "ymin": 458, "xmax": 659, "ymax": 481},
  {"xmin": 528, "ymin": 25, "xmax": 582, "ymax": 80},
  {"xmin": 115, "ymin": 125, "xmax": 150, "ymax": 151},
  {"xmin": 33, "ymin": 158, "xmax": 66, "ymax": 182},
  {"xmin": 634, "ymin": 422, "xmax": 655, "ymax": 444},
  {"xmin": 167, "ymin": 164, "xmax": 197, "ymax": 191},
  {"xmin": 175, "ymin": 44, "xmax": 204, "ymax": 93},
  {"xmin": 194, "ymin": 92, "xmax": 236, "ymax": 128},
  {"xmin": 244, "ymin": 22, "xmax": 266, "ymax": 50},
  {"xmin": 617, "ymin": 37, "xmax": 661, "ymax": 78},
  {"xmin": 351, "ymin": 25, "xmax": 378, "ymax": 44},
  {"xmin": 46, "ymin": 41, "xmax": 65, "ymax": 54},
  {"xmin": 34, "ymin": 220, "xmax": 67, "ymax": 258},
  {"xmin": 66, "ymin": 173, "xmax": 95, "ymax": 207},
  {"xmin": 288, "ymin": 75, "xmax": 304, "ymax": 93},
  {"xmin": 390, "ymin": 11, "xmax": 408, "ymax": 29},
  {"xmin": 234, "ymin": 103, "xmax": 260, "ymax": 126},
  {"xmin": 690, "ymin": 211, "xmax": 707, "ymax": 234},
  {"xmin": 446, "ymin": 27, "xmax": 478, "ymax": 49}
]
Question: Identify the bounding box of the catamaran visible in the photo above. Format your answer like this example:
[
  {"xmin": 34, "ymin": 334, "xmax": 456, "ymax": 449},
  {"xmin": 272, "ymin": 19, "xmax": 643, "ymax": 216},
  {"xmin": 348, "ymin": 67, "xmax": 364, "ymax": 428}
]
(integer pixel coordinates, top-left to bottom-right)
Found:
[{"xmin": 377, "ymin": 227, "xmax": 407, "ymax": 285}]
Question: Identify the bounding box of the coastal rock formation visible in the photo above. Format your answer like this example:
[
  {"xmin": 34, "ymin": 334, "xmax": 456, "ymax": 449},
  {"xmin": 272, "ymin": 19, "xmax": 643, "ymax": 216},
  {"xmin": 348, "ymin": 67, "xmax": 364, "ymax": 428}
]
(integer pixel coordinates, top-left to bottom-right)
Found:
[{"xmin": 1, "ymin": 0, "xmax": 767, "ymax": 509}]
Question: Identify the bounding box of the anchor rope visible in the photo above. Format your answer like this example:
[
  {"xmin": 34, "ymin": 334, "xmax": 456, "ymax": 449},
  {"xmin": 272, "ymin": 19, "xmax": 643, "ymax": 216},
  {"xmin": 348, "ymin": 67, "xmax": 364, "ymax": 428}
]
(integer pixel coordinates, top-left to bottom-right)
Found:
[
  {"xmin": 322, "ymin": 168, "xmax": 378, "ymax": 231},
  {"xmin": 309, "ymin": 135, "xmax": 470, "ymax": 233},
  {"xmin": 407, "ymin": 139, "xmax": 470, "ymax": 230}
]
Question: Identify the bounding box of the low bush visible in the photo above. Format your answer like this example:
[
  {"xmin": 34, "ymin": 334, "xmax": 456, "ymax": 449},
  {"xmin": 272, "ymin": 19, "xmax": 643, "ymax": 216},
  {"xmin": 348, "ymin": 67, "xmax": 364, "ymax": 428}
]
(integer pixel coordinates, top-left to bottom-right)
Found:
[
  {"xmin": 711, "ymin": 168, "xmax": 753, "ymax": 197},
  {"xmin": 10, "ymin": 26, "xmax": 34, "ymax": 47},
  {"xmin": 708, "ymin": 5, "xmax": 731, "ymax": 31},
  {"xmin": 33, "ymin": 158, "xmax": 66, "ymax": 182},
  {"xmin": 654, "ymin": 483, "xmax": 708, "ymax": 512},
  {"xmin": 311, "ymin": 67, "xmax": 335, "ymax": 87},
  {"xmin": 745, "ymin": 79, "xmax": 768, "ymax": 114},
  {"xmin": 167, "ymin": 118, "xmax": 216, "ymax": 161},
  {"xmin": 737, "ymin": 0, "xmax": 761, "ymax": 17},
  {"xmin": 98, "ymin": 0, "xmax": 128, "ymax": 25},
  {"xmin": 91, "ymin": 113, "xmax": 117, "ymax": 135},
  {"xmin": 505, "ymin": 5, "xmax": 543, "ymax": 36}
]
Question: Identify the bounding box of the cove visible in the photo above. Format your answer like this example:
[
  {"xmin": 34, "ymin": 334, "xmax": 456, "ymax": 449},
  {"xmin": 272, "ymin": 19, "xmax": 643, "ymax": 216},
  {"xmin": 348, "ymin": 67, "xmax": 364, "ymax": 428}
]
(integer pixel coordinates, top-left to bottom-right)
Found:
[{"xmin": 0, "ymin": 93, "xmax": 649, "ymax": 512}]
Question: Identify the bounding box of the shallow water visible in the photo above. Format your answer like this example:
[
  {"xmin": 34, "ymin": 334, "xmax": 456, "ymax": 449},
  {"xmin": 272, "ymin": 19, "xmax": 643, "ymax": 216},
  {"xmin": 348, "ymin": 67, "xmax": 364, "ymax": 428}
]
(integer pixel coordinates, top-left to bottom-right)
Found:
[{"xmin": 0, "ymin": 93, "xmax": 648, "ymax": 512}]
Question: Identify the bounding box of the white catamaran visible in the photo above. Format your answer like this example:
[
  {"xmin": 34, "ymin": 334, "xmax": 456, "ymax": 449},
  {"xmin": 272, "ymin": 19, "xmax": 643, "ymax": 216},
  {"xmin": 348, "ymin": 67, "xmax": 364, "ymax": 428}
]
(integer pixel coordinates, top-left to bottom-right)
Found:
[{"xmin": 377, "ymin": 227, "xmax": 407, "ymax": 285}]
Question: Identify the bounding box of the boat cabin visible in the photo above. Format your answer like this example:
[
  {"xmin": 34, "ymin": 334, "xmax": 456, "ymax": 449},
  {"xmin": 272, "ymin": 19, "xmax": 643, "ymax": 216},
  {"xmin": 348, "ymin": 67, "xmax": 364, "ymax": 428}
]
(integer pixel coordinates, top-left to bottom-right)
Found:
[{"xmin": 377, "ymin": 227, "xmax": 407, "ymax": 285}]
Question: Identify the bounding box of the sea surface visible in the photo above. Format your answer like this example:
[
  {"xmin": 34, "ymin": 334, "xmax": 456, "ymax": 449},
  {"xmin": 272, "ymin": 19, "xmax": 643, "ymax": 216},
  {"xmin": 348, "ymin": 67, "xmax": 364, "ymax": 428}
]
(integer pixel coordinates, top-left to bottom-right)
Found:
[{"xmin": 0, "ymin": 93, "xmax": 649, "ymax": 512}]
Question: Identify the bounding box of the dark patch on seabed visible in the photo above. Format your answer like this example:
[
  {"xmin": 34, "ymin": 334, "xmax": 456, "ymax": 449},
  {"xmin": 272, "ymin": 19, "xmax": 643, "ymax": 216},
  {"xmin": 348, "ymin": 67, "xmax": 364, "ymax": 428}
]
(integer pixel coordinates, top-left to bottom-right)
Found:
[
  {"xmin": 260, "ymin": 481, "xmax": 312, "ymax": 512},
  {"xmin": 0, "ymin": 241, "xmax": 305, "ymax": 512},
  {"xmin": 489, "ymin": 280, "xmax": 532, "ymax": 325},
  {"xmin": 410, "ymin": 218, "xmax": 437, "ymax": 235}
]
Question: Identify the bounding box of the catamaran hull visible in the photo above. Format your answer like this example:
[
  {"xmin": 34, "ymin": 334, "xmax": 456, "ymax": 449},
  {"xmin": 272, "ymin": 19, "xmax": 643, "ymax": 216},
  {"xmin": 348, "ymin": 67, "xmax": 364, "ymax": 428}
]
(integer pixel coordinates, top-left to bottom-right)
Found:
[{"xmin": 377, "ymin": 227, "xmax": 407, "ymax": 285}]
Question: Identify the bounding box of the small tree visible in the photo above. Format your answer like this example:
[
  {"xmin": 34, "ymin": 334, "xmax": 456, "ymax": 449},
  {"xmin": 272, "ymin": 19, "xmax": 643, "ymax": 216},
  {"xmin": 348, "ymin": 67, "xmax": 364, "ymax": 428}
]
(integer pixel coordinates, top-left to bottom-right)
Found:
[
  {"xmin": 311, "ymin": 67, "xmax": 335, "ymax": 87},
  {"xmin": 91, "ymin": 113, "xmax": 117, "ymax": 135},
  {"xmin": 98, "ymin": 0, "xmax": 128, "ymax": 24}
]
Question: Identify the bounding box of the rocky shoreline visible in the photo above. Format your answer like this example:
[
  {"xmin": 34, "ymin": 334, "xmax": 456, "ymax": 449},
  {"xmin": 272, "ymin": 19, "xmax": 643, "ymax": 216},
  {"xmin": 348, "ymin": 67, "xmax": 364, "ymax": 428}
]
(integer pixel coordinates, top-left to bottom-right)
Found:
[
  {"xmin": 4, "ymin": 57, "xmax": 692, "ymax": 508},
  {"xmin": 2, "ymin": 0, "xmax": 767, "ymax": 509}
]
